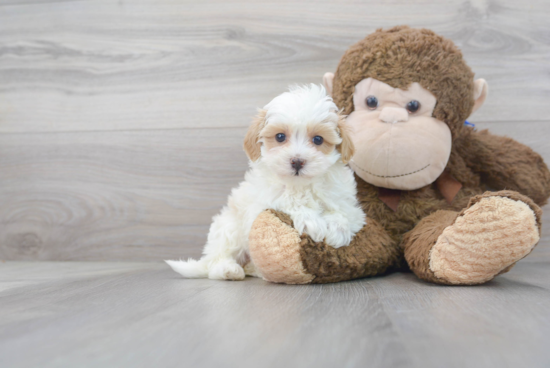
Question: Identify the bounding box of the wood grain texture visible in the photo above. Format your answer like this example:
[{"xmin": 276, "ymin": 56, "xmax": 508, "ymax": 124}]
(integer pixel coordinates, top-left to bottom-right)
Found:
[
  {"xmin": 0, "ymin": 0, "xmax": 550, "ymax": 260},
  {"xmin": 0, "ymin": 128, "xmax": 249, "ymax": 260},
  {"xmin": 1, "ymin": 260, "xmax": 550, "ymax": 368},
  {"xmin": 0, "ymin": 0, "xmax": 549, "ymax": 133}
]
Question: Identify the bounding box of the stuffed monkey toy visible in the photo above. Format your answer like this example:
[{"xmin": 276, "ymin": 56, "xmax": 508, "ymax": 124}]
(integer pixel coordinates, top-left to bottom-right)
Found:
[{"xmin": 247, "ymin": 26, "xmax": 550, "ymax": 285}]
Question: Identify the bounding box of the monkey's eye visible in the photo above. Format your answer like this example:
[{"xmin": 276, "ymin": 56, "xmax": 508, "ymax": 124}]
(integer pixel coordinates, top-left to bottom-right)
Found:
[
  {"xmin": 275, "ymin": 133, "xmax": 286, "ymax": 143},
  {"xmin": 366, "ymin": 96, "xmax": 378, "ymax": 110},
  {"xmin": 312, "ymin": 136, "xmax": 324, "ymax": 145},
  {"xmin": 406, "ymin": 100, "xmax": 421, "ymax": 113}
]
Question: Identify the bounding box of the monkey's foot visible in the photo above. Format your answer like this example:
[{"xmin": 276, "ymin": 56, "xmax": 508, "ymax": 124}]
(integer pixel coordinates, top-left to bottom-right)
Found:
[
  {"xmin": 429, "ymin": 191, "xmax": 542, "ymax": 285},
  {"xmin": 248, "ymin": 210, "xmax": 315, "ymax": 284},
  {"xmin": 249, "ymin": 209, "xmax": 400, "ymax": 284}
]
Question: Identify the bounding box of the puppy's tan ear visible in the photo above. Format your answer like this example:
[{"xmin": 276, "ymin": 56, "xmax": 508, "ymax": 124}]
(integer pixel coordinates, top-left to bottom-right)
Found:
[
  {"xmin": 323, "ymin": 72, "xmax": 334, "ymax": 96},
  {"xmin": 243, "ymin": 109, "xmax": 267, "ymax": 161},
  {"xmin": 336, "ymin": 114, "xmax": 354, "ymax": 164}
]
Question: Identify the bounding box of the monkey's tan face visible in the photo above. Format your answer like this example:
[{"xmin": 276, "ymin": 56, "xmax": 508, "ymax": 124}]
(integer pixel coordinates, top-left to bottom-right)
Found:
[{"xmin": 346, "ymin": 78, "xmax": 452, "ymax": 190}]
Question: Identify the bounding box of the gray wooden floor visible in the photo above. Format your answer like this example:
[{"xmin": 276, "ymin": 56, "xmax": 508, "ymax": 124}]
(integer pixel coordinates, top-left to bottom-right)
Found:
[{"xmin": 1, "ymin": 260, "xmax": 550, "ymax": 368}]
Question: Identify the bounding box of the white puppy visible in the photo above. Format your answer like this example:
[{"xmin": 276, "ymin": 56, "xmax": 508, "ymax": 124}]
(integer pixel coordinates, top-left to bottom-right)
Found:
[{"xmin": 166, "ymin": 84, "xmax": 365, "ymax": 280}]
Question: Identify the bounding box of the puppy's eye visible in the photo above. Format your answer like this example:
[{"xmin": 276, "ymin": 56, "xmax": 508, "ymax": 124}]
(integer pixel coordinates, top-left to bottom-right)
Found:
[
  {"xmin": 275, "ymin": 133, "xmax": 286, "ymax": 142},
  {"xmin": 312, "ymin": 136, "xmax": 324, "ymax": 145},
  {"xmin": 406, "ymin": 100, "xmax": 420, "ymax": 113},
  {"xmin": 366, "ymin": 96, "xmax": 378, "ymax": 110}
]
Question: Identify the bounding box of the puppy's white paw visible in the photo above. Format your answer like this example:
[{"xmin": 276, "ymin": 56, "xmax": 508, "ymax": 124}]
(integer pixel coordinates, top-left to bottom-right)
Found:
[
  {"xmin": 292, "ymin": 215, "xmax": 307, "ymax": 235},
  {"xmin": 294, "ymin": 214, "xmax": 327, "ymax": 243},
  {"xmin": 305, "ymin": 218, "xmax": 328, "ymax": 243},
  {"xmin": 324, "ymin": 214, "xmax": 353, "ymax": 248},
  {"xmin": 243, "ymin": 262, "xmax": 261, "ymax": 278},
  {"xmin": 208, "ymin": 260, "xmax": 245, "ymax": 281}
]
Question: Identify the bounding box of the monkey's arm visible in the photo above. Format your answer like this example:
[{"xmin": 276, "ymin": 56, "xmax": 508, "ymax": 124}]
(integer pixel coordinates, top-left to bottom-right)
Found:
[{"xmin": 461, "ymin": 129, "xmax": 550, "ymax": 206}]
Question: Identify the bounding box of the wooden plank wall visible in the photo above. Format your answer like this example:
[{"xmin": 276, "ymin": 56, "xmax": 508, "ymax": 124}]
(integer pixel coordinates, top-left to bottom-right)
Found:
[{"xmin": 0, "ymin": 0, "xmax": 549, "ymax": 261}]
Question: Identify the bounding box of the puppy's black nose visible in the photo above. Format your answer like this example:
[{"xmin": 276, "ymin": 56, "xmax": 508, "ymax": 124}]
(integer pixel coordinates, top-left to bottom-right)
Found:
[{"xmin": 291, "ymin": 158, "xmax": 305, "ymax": 174}]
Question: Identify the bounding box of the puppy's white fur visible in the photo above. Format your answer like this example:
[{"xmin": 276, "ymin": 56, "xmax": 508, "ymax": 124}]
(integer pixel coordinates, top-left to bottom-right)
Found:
[{"xmin": 166, "ymin": 84, "xmax": 365, "ymax": 280}]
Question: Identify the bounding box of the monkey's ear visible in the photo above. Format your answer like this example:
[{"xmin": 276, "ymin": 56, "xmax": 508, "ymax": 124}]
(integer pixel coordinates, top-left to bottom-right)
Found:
[
  {"xmin": 471, "ymin": 78, "xmax": 488, "ymax": 114},
  {"xmin": 336, "ymin": 114, "xmax": 355, "ymax": 164},
  {"xmin": 243, "ymin": 109, "xmax": 267, "ymax": 162},
  {"xmin": 323, "ymin": 72, "xmax": 335, "ymax": 96}
]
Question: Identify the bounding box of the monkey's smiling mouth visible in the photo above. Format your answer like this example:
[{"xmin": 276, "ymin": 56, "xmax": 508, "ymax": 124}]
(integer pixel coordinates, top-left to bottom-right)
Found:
[{"xmin": 350, "ymin": 160, "xmax": 431, "ymax": 178}]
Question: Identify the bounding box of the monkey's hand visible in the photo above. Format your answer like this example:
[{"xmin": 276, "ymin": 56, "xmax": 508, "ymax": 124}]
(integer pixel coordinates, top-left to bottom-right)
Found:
[{"xmin": 461, "ymin": 129, "xmax": 550, "ymax": 206}]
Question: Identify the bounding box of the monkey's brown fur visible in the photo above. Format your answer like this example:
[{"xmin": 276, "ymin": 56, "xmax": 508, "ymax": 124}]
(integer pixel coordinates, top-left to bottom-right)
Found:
[
  {"xmin": 333, "ymin": 25, "xmax": 474, "ymax": 139},
  {"xmin": 248, "ymin": 26, "xmax": 550, "ymax": 285}
]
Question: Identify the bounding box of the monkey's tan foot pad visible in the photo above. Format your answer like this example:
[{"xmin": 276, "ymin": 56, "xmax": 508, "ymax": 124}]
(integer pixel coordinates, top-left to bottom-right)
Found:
[
  {"xmin": 249, "ymin": 210, "xmax": 314, "ymax": 284},
  {"xmin": 430, "ymin": 190, "xmax": 542, "ymax": 285}
]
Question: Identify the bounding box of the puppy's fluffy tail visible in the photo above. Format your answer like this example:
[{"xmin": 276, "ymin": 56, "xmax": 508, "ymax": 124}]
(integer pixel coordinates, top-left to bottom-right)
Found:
[{"xmin": 165, "ymin": 259, "xmax": 208, "ymax": 278}]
